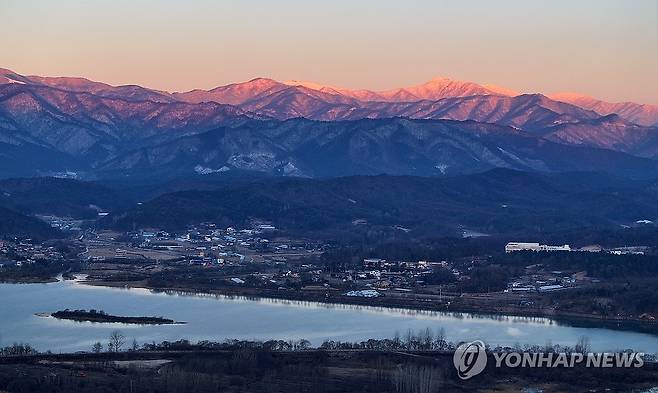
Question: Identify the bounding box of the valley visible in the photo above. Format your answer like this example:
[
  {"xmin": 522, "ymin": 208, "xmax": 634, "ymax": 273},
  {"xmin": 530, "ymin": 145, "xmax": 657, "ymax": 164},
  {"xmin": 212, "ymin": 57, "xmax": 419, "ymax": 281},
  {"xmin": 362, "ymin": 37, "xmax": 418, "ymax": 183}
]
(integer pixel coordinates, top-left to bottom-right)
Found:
[
  {"xmin": 2, "ymin": 65, "xmax": 658, "ymax": 391},
  {"xmin": 2, "ymin": 1, "xmax": 657, "ymax": 391}
]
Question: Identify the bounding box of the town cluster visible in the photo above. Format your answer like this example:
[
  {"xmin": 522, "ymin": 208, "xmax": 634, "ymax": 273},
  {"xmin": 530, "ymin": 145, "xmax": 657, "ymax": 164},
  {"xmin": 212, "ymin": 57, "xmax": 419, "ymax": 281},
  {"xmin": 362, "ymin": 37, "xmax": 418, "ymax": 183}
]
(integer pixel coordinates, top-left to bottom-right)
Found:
[{"xmin": 0, "ymin": 239, "xmax": 66, "ymax": 268}]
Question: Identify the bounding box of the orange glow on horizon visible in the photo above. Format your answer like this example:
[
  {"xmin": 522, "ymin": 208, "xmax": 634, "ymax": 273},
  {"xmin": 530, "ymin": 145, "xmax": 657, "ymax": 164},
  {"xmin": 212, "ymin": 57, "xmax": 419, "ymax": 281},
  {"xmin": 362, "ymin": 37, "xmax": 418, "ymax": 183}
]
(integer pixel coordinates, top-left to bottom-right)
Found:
[{"xmin": 1, "ymin": 0, "xmax": 656, "ymax": 105}]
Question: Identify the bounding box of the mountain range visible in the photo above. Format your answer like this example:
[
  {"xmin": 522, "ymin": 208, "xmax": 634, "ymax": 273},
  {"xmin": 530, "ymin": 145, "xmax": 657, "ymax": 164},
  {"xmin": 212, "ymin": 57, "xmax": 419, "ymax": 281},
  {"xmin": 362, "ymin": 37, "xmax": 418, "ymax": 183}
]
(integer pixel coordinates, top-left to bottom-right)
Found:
[{"xmin": 1, "ymin": 67, "xmax": 658, "ymax": 179}]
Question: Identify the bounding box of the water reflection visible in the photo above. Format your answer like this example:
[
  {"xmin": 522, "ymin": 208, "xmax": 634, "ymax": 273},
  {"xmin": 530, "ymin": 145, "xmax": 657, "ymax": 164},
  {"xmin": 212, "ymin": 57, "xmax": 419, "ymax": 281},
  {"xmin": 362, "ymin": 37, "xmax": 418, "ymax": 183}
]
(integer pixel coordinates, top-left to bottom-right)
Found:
[
  {"xmin": 118, "ymin": 284, "xmax": 559, "ymax": 326},
  {"xmin": 1, "ymin": 280, "xmax": 657, "ymax": 353},
  {"xmin": 82, "ymin": 282, "xmax": 657, "ymax": 335}
]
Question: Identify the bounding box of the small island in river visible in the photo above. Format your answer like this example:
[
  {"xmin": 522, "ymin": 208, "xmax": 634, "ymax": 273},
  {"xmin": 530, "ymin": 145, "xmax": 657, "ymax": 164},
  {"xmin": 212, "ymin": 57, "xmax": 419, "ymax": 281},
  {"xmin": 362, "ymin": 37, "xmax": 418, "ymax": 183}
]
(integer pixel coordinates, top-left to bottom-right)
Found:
[{"xmin": 46, "ymin": 309, "xmax": 184, "ymax": 325}]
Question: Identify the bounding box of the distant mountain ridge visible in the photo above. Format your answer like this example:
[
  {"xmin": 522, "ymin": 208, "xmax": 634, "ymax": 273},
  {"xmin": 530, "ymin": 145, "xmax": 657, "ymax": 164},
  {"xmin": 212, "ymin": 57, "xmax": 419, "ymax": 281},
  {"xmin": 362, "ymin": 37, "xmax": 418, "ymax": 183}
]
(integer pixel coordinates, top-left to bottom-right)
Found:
[
  {"xmin": 283, "ymin": 76, "xmax": 518, "ymax": 102},
  {"xmin": 96, "ymin": 118, "xmax": 658, "ymax": 179},
  {"xmin": 2, "ymin": 67, "xmax": 658, "ymax": 179},
  {"xmin": 4, "ymin": 67, "xmax": 655, "ymax": 124},
  {"xmin": 550, "ymin": 92, "xmax": 658, "ymax": 127},
  {"xmin": 0, "ymin": 78, "xmax": 261, "ymax": 172}
]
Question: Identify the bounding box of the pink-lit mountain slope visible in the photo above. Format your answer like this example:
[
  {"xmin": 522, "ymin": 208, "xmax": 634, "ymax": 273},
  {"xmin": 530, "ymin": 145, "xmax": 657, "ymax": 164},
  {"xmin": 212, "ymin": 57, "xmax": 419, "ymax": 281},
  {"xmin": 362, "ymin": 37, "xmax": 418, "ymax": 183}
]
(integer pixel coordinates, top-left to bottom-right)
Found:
[{"xmin": 551, "ymin": 93, "xmax": 658, "ymax": 127}]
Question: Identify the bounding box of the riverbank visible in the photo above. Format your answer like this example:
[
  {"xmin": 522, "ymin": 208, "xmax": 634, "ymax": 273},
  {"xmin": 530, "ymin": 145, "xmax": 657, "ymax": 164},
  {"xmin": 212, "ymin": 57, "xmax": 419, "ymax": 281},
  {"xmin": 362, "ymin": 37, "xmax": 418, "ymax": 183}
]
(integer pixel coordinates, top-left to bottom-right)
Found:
[
  {"xmin": 0, "ymin": 270, "xmax": 77, "ymax": 284},
  {"xmin": 0, "ymin": 276, "xmax": 58, "ymax": 284},
  {"xmin": 1, "ymin": 346, "xmax": 657, "ymax": 393},
  {"xmin": 81, "ymin": 279, "xmax": 658, "ymax": 334}
]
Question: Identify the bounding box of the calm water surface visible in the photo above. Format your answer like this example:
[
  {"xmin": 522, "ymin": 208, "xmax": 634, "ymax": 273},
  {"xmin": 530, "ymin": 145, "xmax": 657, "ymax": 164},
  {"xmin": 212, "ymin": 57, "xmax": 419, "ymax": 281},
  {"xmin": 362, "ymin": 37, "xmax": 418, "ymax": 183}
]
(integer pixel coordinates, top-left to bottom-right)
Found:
[{"xmin": 1, "ymin": 279, "xmax": 657, "ymax": 353}]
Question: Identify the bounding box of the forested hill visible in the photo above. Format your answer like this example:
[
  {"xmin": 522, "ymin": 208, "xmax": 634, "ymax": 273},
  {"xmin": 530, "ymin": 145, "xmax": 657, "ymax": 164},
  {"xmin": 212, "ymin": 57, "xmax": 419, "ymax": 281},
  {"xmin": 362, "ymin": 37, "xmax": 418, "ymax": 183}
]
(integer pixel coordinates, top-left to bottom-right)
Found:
[
  {"xmin": 0, "ymin": 207, "xmax": 61, "ymax": 240},
  {"xmin": 102, "ymin": 169, "xmax": 658, "ymax": 237}
]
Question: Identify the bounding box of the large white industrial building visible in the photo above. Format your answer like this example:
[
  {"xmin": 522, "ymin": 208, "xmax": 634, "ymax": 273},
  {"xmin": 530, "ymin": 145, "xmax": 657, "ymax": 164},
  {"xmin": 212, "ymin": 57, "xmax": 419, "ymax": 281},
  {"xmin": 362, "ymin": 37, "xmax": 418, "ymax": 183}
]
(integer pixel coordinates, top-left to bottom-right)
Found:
[{"xmin": 505, "ymin": 242, "xmax": 571, "ymax": 253}]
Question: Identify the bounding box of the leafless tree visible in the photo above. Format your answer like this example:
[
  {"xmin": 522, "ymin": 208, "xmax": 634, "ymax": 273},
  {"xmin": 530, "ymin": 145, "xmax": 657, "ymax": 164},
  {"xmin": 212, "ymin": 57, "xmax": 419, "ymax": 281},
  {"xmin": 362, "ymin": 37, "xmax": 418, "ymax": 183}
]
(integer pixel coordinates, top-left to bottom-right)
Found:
[
  {"xmin": 392, "ymin": 363, "xmax": 444, "ymax": 393},
  {"xmin": 575, "ymin": 335, "xmax": 591, "ymax": 354},
  {"xmin": 91, "ymin": 341, "xmax": 103, "ymax": 353},
  {"xmin": 297, "ymin": 339, "xmax": 310, "ymax": 350},
  {"xmin": 434, "ymin": 327, "xmax": 446, "ymax": 350},
  {"xmin": 544, "ymin": 339, "xmax": 553, "ymax": 352},
  {"xmin": 421, "ymin": 328, "xmax": 433, "ymax": 350},
  {"xmin": 108, "ymin": 330, "xmax": 125, "ymax": 352},
  {"xmin": 393, "ymin": 330, "xmax": 402, "ymax": 349},
  {"xmin": 404, "ymin": 329, "xmax": 414, "ymax": 349}
]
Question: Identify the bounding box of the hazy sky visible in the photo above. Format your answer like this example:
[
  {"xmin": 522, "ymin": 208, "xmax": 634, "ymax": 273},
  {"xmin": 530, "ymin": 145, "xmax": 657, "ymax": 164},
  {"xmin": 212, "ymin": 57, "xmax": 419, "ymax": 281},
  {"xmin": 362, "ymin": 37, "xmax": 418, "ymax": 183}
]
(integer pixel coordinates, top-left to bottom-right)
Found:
[{"xmin": 2, "ymin": 0, "xmax": 657, "ymax": 104}]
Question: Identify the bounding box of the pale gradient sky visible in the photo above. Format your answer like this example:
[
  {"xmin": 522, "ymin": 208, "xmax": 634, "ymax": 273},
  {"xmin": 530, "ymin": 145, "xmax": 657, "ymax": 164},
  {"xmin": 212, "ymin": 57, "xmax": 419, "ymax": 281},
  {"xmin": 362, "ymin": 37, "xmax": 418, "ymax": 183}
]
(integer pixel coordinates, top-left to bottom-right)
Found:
[{"xmin": 1, "ymin": 0, "xmax": 657, "ymax": 104}]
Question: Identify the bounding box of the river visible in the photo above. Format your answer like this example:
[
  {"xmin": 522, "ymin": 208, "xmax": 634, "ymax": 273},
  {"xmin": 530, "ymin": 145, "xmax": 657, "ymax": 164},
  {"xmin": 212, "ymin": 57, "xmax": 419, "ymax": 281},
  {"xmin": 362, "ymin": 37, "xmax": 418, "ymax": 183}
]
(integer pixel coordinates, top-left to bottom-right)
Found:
[{"xmin": 1, "ymin": 279, "xmax": 657, "ymax": 353}]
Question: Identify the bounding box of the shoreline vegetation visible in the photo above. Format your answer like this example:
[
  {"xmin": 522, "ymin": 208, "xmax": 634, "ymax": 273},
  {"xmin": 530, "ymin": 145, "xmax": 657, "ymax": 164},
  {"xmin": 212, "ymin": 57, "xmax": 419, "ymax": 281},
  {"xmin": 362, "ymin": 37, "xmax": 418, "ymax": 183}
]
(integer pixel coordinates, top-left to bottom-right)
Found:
[
  {"xmin": 0, "ymin": 276, "xmax": 59, "ymax": 284},
  {"xmin": 0, "ymin": 268, "xmax": 79, "ymax": 284},
  {"xmin": 1, "ymin": 337, "xmax": 657, "ymax": 393},
  {"xmin": 80, "ymin": 279, "xmax": 658, "ymax": 333},
  {"xmin": 43, "ymin": 309, "xmax": 184, "ymax": 325}
]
